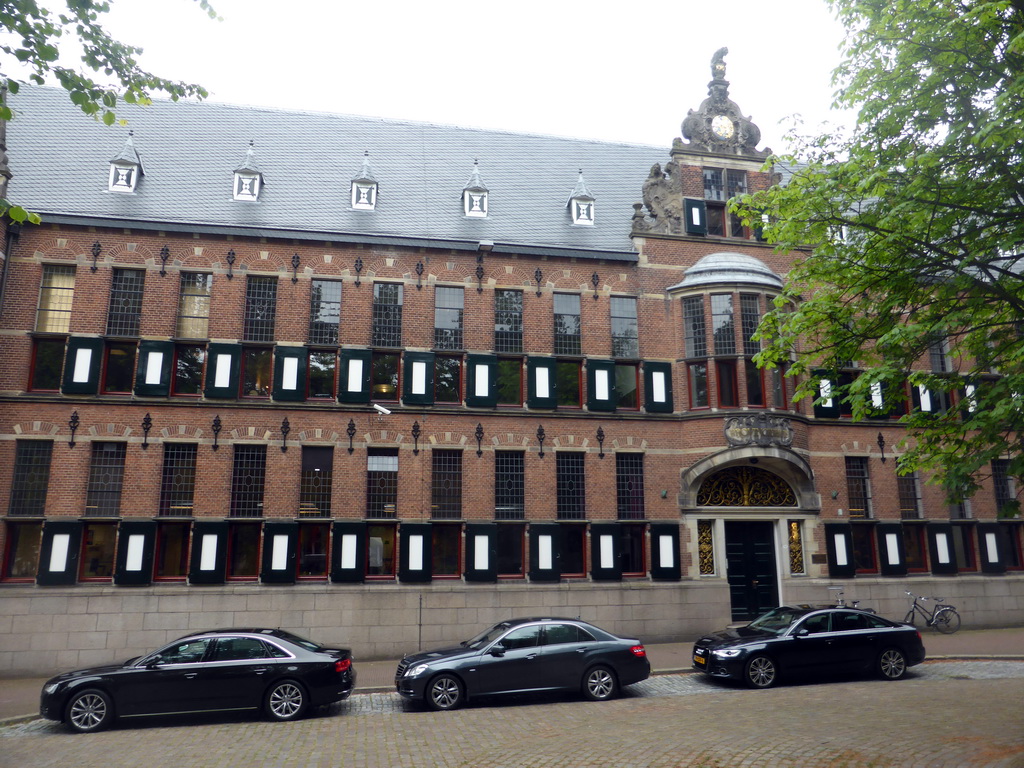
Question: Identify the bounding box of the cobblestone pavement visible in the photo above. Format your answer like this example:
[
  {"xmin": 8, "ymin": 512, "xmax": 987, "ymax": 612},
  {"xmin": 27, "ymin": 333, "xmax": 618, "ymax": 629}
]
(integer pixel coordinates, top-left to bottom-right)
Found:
[{"xmin": 2, "ymin": 661, "xmax": 1022, "ymax": 768}]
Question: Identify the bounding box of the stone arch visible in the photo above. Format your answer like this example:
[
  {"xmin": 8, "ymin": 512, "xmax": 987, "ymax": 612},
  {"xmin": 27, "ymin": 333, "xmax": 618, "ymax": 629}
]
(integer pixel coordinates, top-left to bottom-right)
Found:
[{"xmin": 679, "ymin": 446, "xmax": 819, "ymax": 511}]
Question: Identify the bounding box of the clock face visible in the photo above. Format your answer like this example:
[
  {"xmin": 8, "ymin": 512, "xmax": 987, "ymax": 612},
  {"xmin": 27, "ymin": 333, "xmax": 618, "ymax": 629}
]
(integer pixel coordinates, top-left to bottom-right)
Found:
[{"xmin": 711, "ymin": 115, "xmax": 734, "ymax": 140}]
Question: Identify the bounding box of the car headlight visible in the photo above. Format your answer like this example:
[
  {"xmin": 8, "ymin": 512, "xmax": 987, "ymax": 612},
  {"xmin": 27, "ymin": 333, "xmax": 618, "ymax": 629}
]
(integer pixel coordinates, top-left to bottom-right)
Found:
[
  {"xmin": 43, "ymin": 683, "xmax": 60, "ymax": 694},
  {"xmin": 405, "ymin": 663, "xmax": 430, "ymax": 678},
  {"xmin": 713, "ymin": 649, "xmax": 743, "ymax": 658}
]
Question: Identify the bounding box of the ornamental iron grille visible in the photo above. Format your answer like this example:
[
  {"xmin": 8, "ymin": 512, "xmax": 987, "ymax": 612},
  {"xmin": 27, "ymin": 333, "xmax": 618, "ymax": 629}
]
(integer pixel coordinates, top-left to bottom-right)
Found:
[
  {"xmin": 494, "ymin": 289, "xmax": 523, "ymax": 353},
  {"xmin": 553, "ymin": 294, "xmax": 582, "ymax": 356},
  {"xmin": 36, "ymin": 264, "xmax": 76, "ymax": 333},
  {"xmin": 610, "ymin": 297, "xmax": 639, "ymax": 358},
  {"xmin": 372, "ymin": 283, "xmax": 403, "ymax": 348},
  {"xmin": 616, "ymin": 453, "xmax": 645, "ymax": 519},
  {"xmin": 176, "ymin": 273, "xmax": 213, "ymax": 338},
  {"xmin": 308, "ymin": 280, "xmax": 342, "ymax": 345},
  {"xmin": 697, "ymin": 520, "xmax": 715, "ymax": 575},
  {"xmin": 8, "ymin": 440, "xmax": 53, "ymax": 516},
  {"xmin": 556, "ymin": 452, "xmax": 586, "ymax": 519},
  {"xmin": 434, "ymin": 286, "xmax": 464, "ymax": 350},
  {"xmin": 696, "ymin": 466, "xmax": 797, "ymax": 507},
  {"xmin": 230, "ymin": 445, "xmax": 267, "ymax": 517},
  {"xmin": 159, "ymin": 443, "xmax": 197, "ymax": 516},
  {"xmin": 85, "ymin": 442, "xmax": 127, "ymax": 516},
  {"xmin": 366, "ymin": 448, "xmax": 398, "ymax": 518},
  {"xmin": 788, "ymin": 521, "xmax": 805, "ymax": 574},
  {"xmin": 243, "ymin": 276, "xmax": 278, "ymax": 342},
  {"xmin": 431, "ymin": 450, "xmax": 463, "ymax": 519},
  {"xmin": 495, "ymin": 451, "xmax": 525, "ymax": 520},
  {"xmin": 299, "ymin": 446, "xmax": 333, "ymax": 516},
  {"xmin": 105, "ymin": 268, "xmax": 145, "ymax": 336}
]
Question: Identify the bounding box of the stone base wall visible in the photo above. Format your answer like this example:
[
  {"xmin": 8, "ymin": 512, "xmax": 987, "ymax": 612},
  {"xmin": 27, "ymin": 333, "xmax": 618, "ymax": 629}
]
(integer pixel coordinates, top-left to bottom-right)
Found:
[{"xmin": 1, "ymin": 576, "xmax": 1022, "ymax": 676}]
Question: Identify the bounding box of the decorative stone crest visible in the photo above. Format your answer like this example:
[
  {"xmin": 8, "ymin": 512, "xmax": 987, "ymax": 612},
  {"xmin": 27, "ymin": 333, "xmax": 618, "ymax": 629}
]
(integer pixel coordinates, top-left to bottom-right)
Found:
[{"xmin": 724, "ymin": 413, "xmax": 794, "ymax": 448}]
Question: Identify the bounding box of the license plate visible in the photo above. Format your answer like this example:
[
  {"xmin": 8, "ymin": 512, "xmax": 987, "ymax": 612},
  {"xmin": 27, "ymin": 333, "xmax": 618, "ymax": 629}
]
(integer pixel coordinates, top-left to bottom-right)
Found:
[{"xmin": 693, "ymin": 654, "xmax": 706, "ymax": 666}]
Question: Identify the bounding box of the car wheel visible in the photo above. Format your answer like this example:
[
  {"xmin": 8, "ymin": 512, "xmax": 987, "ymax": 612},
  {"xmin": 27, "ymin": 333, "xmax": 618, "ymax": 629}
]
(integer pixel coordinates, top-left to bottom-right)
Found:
[
  {"xmin": 265, "ymin": 680, "xmax": 308, "ymax": 721},
  {"xmin": 582, "ymin": 665, "xmax": 618, "ymax": 702},
  {"xmin": 426, "ymin": 673, "xmax": 464, "ymax": 711},
  {"xmin": 902, "ymin": 610, "xmax": 916, "ymax": 626},
  {"xmin": 878, "ymin": 648, "xmax": 907, "ymax": 680},
  {"xmin": 744, "ymin": 655, "xmax": 778, "ymax": 689},
  {"xmin": 933, "ymin": 609, "xmax": 961, "ymax": 634},
  {"xmin": 66, "ymin": 688, "xmax": 113, "ymax": 733}
]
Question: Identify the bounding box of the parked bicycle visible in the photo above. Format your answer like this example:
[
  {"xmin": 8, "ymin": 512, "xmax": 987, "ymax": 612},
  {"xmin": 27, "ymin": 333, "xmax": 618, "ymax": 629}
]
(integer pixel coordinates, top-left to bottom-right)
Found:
[
  {"xmin": 903, "ymin": 590, "xmax": 961, "ymax": 634},
  {"xmin": 827, "ymin": 587, "xmax": 875, "ymax": 612}
]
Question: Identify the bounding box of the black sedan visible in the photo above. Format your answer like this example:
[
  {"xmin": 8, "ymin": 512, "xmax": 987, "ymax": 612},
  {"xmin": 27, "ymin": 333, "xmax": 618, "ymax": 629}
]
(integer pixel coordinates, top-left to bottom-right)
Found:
[
  {"xmin": 40, "ymin": 628, "xmax": 356, "ymax": 732},
  {"xmin": 692, "ymin": 606, "xmax": 926, "ymax": 689},
  {"xmin": 395, "ymin": 617, "xmax": 650, "ymax": 711}
]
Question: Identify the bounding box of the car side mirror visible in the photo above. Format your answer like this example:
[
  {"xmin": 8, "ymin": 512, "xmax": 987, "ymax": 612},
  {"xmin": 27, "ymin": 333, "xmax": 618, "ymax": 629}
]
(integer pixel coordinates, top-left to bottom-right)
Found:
[
  {"xmin": 489, "ymin": 643, "xmax": 506, "ymax": 657},
  {"xmin": 795, "ymin": 628, "xmax": 810, "ymax": 638}
]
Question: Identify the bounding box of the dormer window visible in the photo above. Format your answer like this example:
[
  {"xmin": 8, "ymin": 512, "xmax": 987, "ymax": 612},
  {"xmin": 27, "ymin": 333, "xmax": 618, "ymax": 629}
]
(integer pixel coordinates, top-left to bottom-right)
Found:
[
  {"xmin": 233, "ymin": 141, "xmax": 264, "ymax": 202},
  {"xmin": 108, "ymin": 131, "xmax": 143, "ymax": 193},
  {"xmin": 350, "ymin": 151, "xmax": 378, "ymax": 211},
  {"xmin": 567, "ymin": 170, "xmax": 595, "ymax": 226},
  {"xmin": 463, "ymin": 160, "xmax": 488, "ymax": 218}
]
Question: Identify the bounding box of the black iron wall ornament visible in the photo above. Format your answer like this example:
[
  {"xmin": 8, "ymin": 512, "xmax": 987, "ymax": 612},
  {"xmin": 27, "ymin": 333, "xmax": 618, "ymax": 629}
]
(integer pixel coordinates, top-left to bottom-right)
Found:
[
  {"xmin": 475, "ymin": 423, "xmax": 484, "ymax": 457},
  {"xmin": 68, "ymin": 410, "xmax": 80, "ymax": 448},
  {"xmin": 159, "ymin": 245, "xmax": 170, "ymax": 276},
  {"xmin": 141, "ymin": 413, "xmax": 153, "ymax": 450},
  {"xmin": 347, "ymin": 419, "xmax": 357, "ymax": 454},
  {"xmin": 536, "ymin": 425, "xmax": 546, "ymax": 458},
  {"xmin": 281, "ymin": 417, "xmax": 291, "ymax": 452},
  {"xmin": 291, "ymin": 253, "xmax": 301, "ymax": 284},
  {"xmin": 877, "ymin": 432, "xmax": 887, "ymax": 463},
  {"xmin": 211, "ymin": 415, "xmax": 222, "ymax": 451},
  {"xmin": 90, "ymin": 242, "xmax": 101, "ymax": 272},
  {"xmin": 476, "ymin": 254, "xmax": 485, "ymax": 293},
  {"xmin": 591, "ymin": 272, "xmax": 600, "ymax": 299},
  {"xmin": 412, "ymin": 421, "xmax": 422, "ymax": 455},
  {"xmin": 354, "ymin": 257, "xmax": 363, "ymax": 287},
  {"xmin": 534, "ymin": 268, "xmax": 543, "ymax": 297},
  {"xmin": 226, "ymin": 250, "xmax": 236, "ymax": 280},
  {"xmin": 597, "ymin": 426, "xmax": 605, "ymax": 458},
  {"xmin": 415, "ymin": 261, "xmax": 424, "ymax": 290}
]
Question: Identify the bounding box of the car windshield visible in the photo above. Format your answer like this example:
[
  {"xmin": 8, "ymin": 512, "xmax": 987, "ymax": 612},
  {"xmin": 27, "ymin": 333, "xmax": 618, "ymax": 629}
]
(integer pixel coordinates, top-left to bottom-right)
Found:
[
  {"xmin": 746, "ymin": 607, "xmax": 809, "ymax": 635},
  {"xmin": 464, "ymin": 622, "xmax": 513, "ymax": 650}
]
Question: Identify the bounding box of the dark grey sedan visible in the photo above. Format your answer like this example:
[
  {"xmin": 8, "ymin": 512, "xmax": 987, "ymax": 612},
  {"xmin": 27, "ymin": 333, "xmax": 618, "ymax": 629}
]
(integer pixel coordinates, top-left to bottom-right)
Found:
[{"xmin": 395, "ymin": 617, "xmax": 650, "ymax": 710}]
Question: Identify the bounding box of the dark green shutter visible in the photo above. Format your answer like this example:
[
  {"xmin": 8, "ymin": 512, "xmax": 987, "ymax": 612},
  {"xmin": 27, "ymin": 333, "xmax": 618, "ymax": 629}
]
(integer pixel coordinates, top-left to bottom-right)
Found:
[
  {"xmin": 825, "ymin": 523, "xmax": 856, "ymax": 578},
  {"xmin": 527, "ymin": 357, "xmax": 557, "ymax": 409},
  {"xmin": 812, "ymin": 371, "xmax": 841, "ymax": 419},
  {"xmin": 465, "ymin": 523, "xmax": 497, "ymax": 582},
  {"xmin": 61, "ymin": 337, "xmax": 104, "ymax": 395},
  {"xmin": 203, "ymin": 344, "xmax": 241, "ymax": 399},
  {"xmin": 273, "ymin": 347, "xmax": 308, "ymax": 402},
  {"xmin": 528, "ymin": 523, "xmax": 561, "ymax": 581},
  {"xmin": 590, "ymin": 523, "xmax": 621, "ymax": 581},
  {"xmin": 37, "ymin": 520, "xmax": 82, "ymax": 585},
  {"xmin": 261, "ymin": 521, "xmax": 298, "ymax": 583},
  {"xmin": 927, "ymin": 522, "xmax": 958, "ymax": 575},
  {"xmin": 398, "ymin": 523, "xmax": 432, "ymax": 583},
  {"xmin": 587, "ymin": 359, "xmax": 618, "ymax": 412},
  {"xmin": 684, "ymin": 199, "xmax": 707, "ymax": 235},
  {"xmin": 114, "ymin": 520, "xmax": 156, "ymax": 585},
  {"xmin": 330, "ymin": 521, "xmax": 366, "ymax": 583},
  {"xmin": 403, "ymin": 352, "xmax": 435, "ymax": 405},
  {"xmin": 134, "ymin": 341, "xmax": 174, "ymax": 397},
  {"xmin": 466, "ymin": 354, "xmax": 497, "ymax": 408},
  {"xmin": 643, "ymin": 361, "xmax": 674, "ymax": 413},
  {"xmin": 189, "ymin": 521, "xmax": 228, "ymax": 584},
  {"xmin": 649, "ymin": 523, "xmax": 681, "ymax": 580},
  {"xmin": 876, "ymin": 523, "xmax": 907, "ymax": 576},
  {"xmin": 338, "ymin": 349, "xmax": 371, "ymax": 403}
]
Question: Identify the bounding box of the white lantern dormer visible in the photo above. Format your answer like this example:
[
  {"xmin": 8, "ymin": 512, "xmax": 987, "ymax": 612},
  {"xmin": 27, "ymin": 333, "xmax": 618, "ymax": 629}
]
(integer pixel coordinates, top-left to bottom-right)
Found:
[
  {"xmin": 567, "ymin": 170, "xmax": 595, "ymax": 226},
  {"xmin": 462, "ymin": 160, "xmax": 488, "ymax": 218},
  {"xmin": 350, "ymin": 151, "xmax": 378, "ymax": 211},
  {"xmin": 108, "ymin": 131, "xmax": 144, "ymax": 193},
  {"xmin": 233, "ymin": 140, "xmax": 264, "ymax": 202}
]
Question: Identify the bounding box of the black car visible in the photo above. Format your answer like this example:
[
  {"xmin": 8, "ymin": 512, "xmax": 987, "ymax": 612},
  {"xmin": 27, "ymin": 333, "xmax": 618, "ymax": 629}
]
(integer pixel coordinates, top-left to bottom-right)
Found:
[
  {"xmin": 692, "ymin": 606, "xmax": 926, "ymax": 689},
  {"xmin": 40, "ymin": 628, "xmax": 356, "ymax": 732},
  {"xmin": 395, "ymin": 617, "xmax": 650, "ymax": 711}
]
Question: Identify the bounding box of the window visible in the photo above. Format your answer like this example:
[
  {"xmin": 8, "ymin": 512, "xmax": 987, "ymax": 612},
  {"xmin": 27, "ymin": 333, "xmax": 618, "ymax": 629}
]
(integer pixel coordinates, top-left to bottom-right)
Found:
[
  {"xmin": 903, "ymin": 525, "xmax": 928, "ymax": 571},
  {"xmin": 554, "ymin": 293, "xmax": 581, "ymax": 355},
  {"xmin": 85, "ymin": 443, "xmax": 126, "ymax": 516},
  {"xmin": 431, "ymin": 450, "xmax": 463, "ymax": 519},
  {"xmin": 704, "ymin": 168, "xmax": 747, "ymax": 238},
  {"xmin": 741, "ymin": 294, "xmax": 764, "ymax": 406},
  {"xmin": 496, "ymin": 358, "xmax": 522, "ymax": 405},
  {"xmin": 929, "ymin": 336, "xmax": 952, "ymax": 373},
  {"xmin": 230, "ymin": 445, "xmax": 266, "ymax": 518},
  {"xmin": 154, "ymin": 522, "xmax": 190, "ymax": 580},
  {"xmin": 298, "ymin": 524, "xmax": 329, "ymax": 578},
  {"xmin": 616, "ymin": 454, "xmax": 645, "ymax": 519},
  {"xmin": 495, "ymin": 451, "xmax": 525, "ymax": 519},
  {"xmin": 79, "ymin": 522, "xmax": 117, "ymax": 579},
  {"xmin": 898, "ymin": 471, "xmax": 922, "ymax": 519},
  {"xmin": 689, "ymin": 361, "xmax": 709, "ymax": 409},
  {"xmin": 717, "ymin": 359, "xmax": 739, "ymax": 407},
  {"xmin": 496, "ymin": 523, "xmax": 525, "ymax": 576},
  {"xmin": 300, "ymin": 446, "xmax": 333, "ymax": 516},
  {"xmin": 243, "ymin": 276, "xmax": 277, "ymax": 342},
  {"xmin": 227, "ymin": 522, "xmax": 261, "ymax": 578},
  {"xmin": 102, "ymin": 341, "xmax": 136, "ymax": 393},
  {"xmin": 435, "ymin": 356, "xmax": 462, "ymax": 403},
  {"xmin": 683, "ymin": 296, "xmax": 707, "ymax": 357},
  {"xmin": 36, "ymin": 264, "xmax": 75, "ymax": 333},
  {"xmin": 173, "ymin": 345, "xmax": 205, "ymax": 395},
  {"xmin": 620, "ymin": 524, "xmax": 646, "ymax": 576},
  {"xmin": 556, "ymin": 360, "xmax": 582, "ymax": 408},
  {"xmin": 432, "ymin": 524, "xmax": 461, "ymax": 576},
  {"xmin": 308, "ymin": 351, "xmax": 336, "ymax": 399},
  {"xmin": 711, "ymin": 295, "xmax": 735, "ymax": 354},
  {"xmin": 371, "ymin": 352, "xmax": 400, "ymax": 400},
  {"xmin": 367, "ymin": 523, "xmax": 396, "ymax": 577},
  {"xmin": 993, "ymin": 459, "xmax": 1016, "ymax": 515},
  {"xmin": 8, "ymin": 441, "xmax": 53, "ymax": 516},
  {"xmin": 949, "ymin": 497, "xmax": 973, "ymax": 520},
  {"xmin": 159, "ymin": 443, "xmax": 197, "ymax": 516},
  {"xmin": 615, "ymin": 364, "xmax": 639, "ymax": 409},
  {"xmin": 176, "ymin": 273, "xmax": 212, "ymax": 338},
  {"xmin": 850, "ymin": 524, "xmax": 877, "ymax": 573},
  {"xmin": 952, "ymin": 525, "xmax": 976, "ymax": 571},
  {"xmin": 3, "ymin": 522, "xmax": 42, "ymax": 580},
  {"xmin": 495, "ymin": 289, "xmax": 523, "ymax": 353},
  {"xmin": 308, "ymin": 280, "xmax": 342, "ymax": 345},
  {"xmin": 372, "ymin": 283, "xmax": 403, "ymax": 348},
  {"xmin": 845, "ymin": 457, "xmax": 872, "ymax": 518},
  {"xmin": 434, "ymin": 286, "xmax": 464, "ymax": 350},
  {"xmin": 30, "ymin": 338, "xmax": 65, "ymax": 391},
  {"xmin": 559, "ymin": 524, "xmax": 587, "ymax": 576},
  {"xmin": 998, "ymin": 524, "xmax": 1023, "ymax": 569},
  {"xmin": 556, "ymin": 453, "xmax": 586, "ymax": 520},
  {"xmin": 241, "ymin": 347, "xmax": 272, "ymax": 397},
  {"xmin": 610, "ymin": 297, "xmax": 638, "ymax": 358},
  {"xmin": 367, "ymin": 448, "xmax": 398, "ymax": 518},
  {"xmin": 105, "ymin": 268, "xmax": 145, "ymax": 336}
]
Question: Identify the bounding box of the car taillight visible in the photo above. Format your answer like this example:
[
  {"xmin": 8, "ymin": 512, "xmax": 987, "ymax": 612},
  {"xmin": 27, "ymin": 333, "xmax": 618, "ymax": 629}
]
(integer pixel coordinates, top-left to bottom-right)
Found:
[
  {"xmin": 334, "ymin": 658, "xmax": 351, "ymax": 673},
  {"xmin": 630, "ymin": 645, "xmax": 646, "ymax": 657}
]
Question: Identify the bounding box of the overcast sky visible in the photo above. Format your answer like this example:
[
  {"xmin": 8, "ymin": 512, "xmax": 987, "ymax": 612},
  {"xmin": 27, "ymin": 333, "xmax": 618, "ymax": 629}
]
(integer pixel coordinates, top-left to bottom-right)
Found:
[{"xmin": 98, "ymin": 0, "xmax": 851, "ymax": 152}]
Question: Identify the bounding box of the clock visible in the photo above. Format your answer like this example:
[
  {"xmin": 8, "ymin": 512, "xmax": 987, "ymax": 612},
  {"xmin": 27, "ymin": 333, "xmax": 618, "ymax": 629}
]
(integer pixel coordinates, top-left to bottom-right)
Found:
[{"xmin": 711, "ymin": 115, "xmax": 734, "ymax": 140}]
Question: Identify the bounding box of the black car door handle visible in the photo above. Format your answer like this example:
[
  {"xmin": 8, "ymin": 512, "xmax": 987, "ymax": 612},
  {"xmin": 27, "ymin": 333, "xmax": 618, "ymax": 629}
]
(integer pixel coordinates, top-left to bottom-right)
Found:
[
  {"xmin": 253, "ymin": 667, "xmax": 269, "ymax": 675},
  {"xmin": 184, "ymin": 673, "xmax": 198, "ymax": 679},
  {"xmin": 525, "ymin": 654, "xmax": 537, "ymax": 660},
  {"xmin": 575, "ymin": 648, "xmax": 587, "ymax": 654}
]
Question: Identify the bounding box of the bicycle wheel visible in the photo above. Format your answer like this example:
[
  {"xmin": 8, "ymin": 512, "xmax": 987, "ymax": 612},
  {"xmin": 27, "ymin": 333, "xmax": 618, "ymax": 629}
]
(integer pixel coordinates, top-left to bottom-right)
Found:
[
  {"xmin": 902, "ymin": 609, "xmax": 916, "ymax": 626},
  {"xmin": 933, "ymin": 608, "xmax": 961, "ymax": 634}
]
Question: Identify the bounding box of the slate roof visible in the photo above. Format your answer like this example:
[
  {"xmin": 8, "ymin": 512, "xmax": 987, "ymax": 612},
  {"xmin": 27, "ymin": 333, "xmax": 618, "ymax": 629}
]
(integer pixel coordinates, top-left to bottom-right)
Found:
[{"xmin": 5, "ymin": 86, "xmax": 674, "ymax": 261}]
